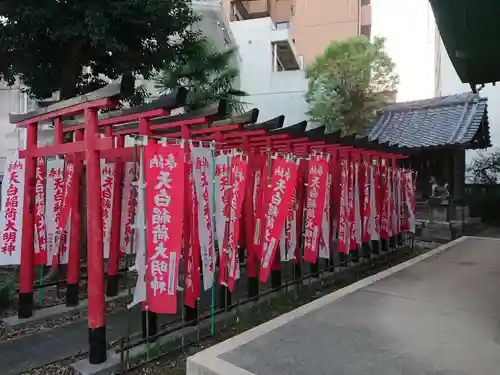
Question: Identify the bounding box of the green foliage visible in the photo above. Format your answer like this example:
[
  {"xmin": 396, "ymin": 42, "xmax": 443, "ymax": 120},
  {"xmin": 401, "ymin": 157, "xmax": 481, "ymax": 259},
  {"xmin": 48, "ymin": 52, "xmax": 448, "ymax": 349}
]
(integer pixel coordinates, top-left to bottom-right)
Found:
[
  {"xmin": 0, "ymin": 0, "xmax": 200, "ymax": 101},
  {"xmin": 305, "ymin": 36, "xmax": 399, "ymax": 135},
  {"xmin": 155, "ymin": 38, "xmax": 247, "ymax": 115},
  {"xmin": 0, "ymin": 269, "xmax": 17, "ymax": 310},
  {"xmin": 467, "ymin": 149, "xmax": 500, "ymax": 184}
]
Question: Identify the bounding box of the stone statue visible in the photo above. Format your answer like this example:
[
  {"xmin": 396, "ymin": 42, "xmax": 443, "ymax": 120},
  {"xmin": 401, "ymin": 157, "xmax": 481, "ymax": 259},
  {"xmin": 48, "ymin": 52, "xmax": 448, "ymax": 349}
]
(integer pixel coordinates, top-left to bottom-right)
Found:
[{"xmin": 429, "ymin": 176, "xmax": 450, "ymax": 198}]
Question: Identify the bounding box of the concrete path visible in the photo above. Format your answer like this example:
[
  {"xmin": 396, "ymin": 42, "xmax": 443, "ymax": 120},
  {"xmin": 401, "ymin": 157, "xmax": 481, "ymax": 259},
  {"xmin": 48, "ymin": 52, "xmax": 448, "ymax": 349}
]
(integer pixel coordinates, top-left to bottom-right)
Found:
[{"xmin": 188, "ymin": 237, "xmax": 500, "ymax": 375}]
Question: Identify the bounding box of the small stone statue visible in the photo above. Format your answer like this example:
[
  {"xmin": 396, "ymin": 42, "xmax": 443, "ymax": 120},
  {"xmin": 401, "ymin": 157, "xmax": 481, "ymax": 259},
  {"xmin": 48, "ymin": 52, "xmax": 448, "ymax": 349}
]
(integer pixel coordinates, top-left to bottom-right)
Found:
[{"xmin": 429, "ymin": 176, "xmax": 450, "ymax": 198}]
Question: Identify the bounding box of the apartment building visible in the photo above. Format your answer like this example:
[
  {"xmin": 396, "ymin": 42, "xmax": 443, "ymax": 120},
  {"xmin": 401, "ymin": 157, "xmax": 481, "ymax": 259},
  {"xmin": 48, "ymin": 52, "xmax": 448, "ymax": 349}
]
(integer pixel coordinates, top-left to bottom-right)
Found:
[{"xmin": 225, "ymin": 0, "xmax": 372, "ymax": 65}]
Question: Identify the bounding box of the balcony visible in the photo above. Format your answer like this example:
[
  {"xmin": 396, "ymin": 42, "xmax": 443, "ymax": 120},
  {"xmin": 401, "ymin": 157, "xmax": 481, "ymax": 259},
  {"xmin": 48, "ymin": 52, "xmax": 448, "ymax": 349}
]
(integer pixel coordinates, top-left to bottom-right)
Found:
[
  {"xmin": 361, "ymin": 4, "xmax": 371, "ymax": 26},
  {"xmin": 270, "ymin": 26, "xmax": 300, "ymax": 71},
  {"xmin": 231, "ymin": 0, "xmax": 270, "ymax": 20}
]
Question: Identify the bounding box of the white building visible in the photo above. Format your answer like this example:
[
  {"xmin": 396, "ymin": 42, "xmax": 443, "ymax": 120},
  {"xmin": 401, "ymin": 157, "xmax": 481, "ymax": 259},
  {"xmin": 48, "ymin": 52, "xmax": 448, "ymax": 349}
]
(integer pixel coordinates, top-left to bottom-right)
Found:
[
  {"xmin": 0, "ymin": 0, "xmax": 236, "ymax": 172},
  {"xmin": 435, "ymin": 31, "xmax": 499, "ymax": 150},
  {"xmin": 230, "ymin": 17, "xmax": 308, "ymax": 126}
]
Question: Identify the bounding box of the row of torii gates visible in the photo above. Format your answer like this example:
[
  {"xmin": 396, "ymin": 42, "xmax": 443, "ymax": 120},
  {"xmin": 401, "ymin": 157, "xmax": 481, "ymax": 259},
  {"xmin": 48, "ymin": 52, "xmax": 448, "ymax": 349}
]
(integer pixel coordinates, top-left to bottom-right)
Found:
[{"xmin": 12, "ymin": 81, "xmax": 416, "ymax": 364}]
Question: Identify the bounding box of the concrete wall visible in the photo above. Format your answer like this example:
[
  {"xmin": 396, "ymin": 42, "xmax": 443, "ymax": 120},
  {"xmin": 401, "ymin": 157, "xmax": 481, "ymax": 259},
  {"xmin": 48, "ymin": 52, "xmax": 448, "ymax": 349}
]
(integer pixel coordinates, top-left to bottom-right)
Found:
[{"xmin": 230, "ymin": 18, "xmax": 308, "ymax": 126}]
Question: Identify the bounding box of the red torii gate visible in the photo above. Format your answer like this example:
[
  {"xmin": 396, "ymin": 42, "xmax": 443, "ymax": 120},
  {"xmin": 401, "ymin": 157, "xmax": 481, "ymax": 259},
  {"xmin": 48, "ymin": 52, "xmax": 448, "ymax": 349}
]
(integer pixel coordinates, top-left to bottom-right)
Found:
[{"xmin": 12, "ymin": 81, "xmax": 410, "ymax": 364}]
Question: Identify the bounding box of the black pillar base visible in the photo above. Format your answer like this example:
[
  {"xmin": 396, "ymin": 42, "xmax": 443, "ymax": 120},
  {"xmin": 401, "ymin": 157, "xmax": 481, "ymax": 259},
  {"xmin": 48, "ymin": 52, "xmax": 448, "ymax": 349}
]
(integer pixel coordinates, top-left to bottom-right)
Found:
[
  {"xmin": 328, "ymin": 255, "xmax": 335, "ymax": 270},
  {"xmin": 248, "ymin": 276, "xmax": 259, "ymax": 298},
  {"xmin": 371, "ymin": 240, "xmax": 380, "ymax": 254},
  {"xmin": 238, "ymin": 248, "xmax": 245, "ymax": 264},
  {"xmin": 362, "ymin": 242, "xmax": 371, "ymax": 258},
  {"xmin": 88, "ymin": 326, "xmax": 107, "ymax": 365},
  {"xmin": 389, "ymin": 236, "xmax": 397, "ymax": 249},
  {"xmin": 141, "ymin": 310, "xmax": 158, "ymax": 340},
  {"xmin": 339, "ymin": 252, "xmax": 347, "ymax": 266},
  {"xmin": 271, "ymin": 269, "xmax": 282, "ymax": 289},
  {"xmin": 66, "ymin": 283, "xmax": 79, "ymax": 307},
  {"xmin": 310, "ymin": 262, "xmax": 319, "ymax": 278},
  {"xmin": 219, "ymin": 285, "xmax": 232, "ymax": 310},
  {"xmin": 293, "ymin": 263, "xmax": 302, "ymax": 280},
  {"xmin": 397, "ymin": 233, "xmax": 403, "ymax": 246},
  {"xmin": 106, "ymin": 274, "xmax": 119, "ymax": 297},
  {"xmin": 381, "ymin": 238, "xmax": 389, "ymax": 251},
  {"xmin": 18, "ymin": 292, "xmax": 33, "ymax": 319},
  {"xmin": 350, "ymin": 249, "xmax": 359, "ymax": 263},
  {"xmin": 184, "ymin": 304, "xmax": 198, "ymax": 326}
]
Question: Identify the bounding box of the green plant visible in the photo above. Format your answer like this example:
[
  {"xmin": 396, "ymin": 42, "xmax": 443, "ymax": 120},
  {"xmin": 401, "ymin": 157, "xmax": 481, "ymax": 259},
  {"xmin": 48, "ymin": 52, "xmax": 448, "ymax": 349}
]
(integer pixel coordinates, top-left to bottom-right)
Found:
[
  {"xmin": 0, "ymin": 0, "xmax": 199, "ymax": 102},
  {"xmin": 305, "ymin": 36, "xmax": 399, "ymax": 135},
  {"xmin": 0, "ymin": 269, "xmax": 17, "ymax": 310},
  {"xmin": 155, "ymin": 38, "xmax": 247, "ymax": 115}
]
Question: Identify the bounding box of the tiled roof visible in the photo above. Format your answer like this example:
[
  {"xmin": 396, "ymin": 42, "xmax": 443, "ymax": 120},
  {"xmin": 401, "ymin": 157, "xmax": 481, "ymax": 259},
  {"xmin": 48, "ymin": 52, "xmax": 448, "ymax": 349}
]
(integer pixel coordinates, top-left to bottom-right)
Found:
[{"xmin": 367, "ymin": 93, "xmax": 490, "ymax": 149}]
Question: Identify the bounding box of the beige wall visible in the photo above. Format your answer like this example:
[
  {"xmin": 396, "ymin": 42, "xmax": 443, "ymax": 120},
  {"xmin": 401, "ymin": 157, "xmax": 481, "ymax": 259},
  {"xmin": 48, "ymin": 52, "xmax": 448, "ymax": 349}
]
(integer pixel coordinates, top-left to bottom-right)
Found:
[{"xmin": 226, "ymin": 0, "xmax": 372, "ymax": 65}]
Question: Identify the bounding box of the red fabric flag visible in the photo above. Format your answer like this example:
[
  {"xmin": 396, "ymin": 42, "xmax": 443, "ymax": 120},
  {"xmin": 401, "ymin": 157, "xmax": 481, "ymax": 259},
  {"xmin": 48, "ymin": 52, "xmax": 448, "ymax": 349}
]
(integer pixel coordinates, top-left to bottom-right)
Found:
[
  {"xmin": 380, "ymin": 167, "xmax": 390, "ymax": 239},
  {"xmin": 184, "ymin": 157, "xmax": 200, "ymax": 308},
  {"xmin": 52, "ymin": 160, "xmax": 75, "ymax": 267},
  {"xmin": 259, "ymin": 157, "xmax": 298, "ymax": 283},
  {"xmin": 362, "ymin": 162, "xmax": 371, "ymax": 243},
  {"xmin": 348, "ymin": 162, "xmax": 358, "ymax": 251},
  {"xmin": 252, "ymin": 158, "xmax": 268, "ymax": 258},
  {"xmin": 337, "ymin": 160, "xmax": 350, "ymax": 254},
  {"xmin": 145, "ymin": 143, "xmax": 184, "ymax": 314},
  {"xmin": 220, "ymin": 155, "xmax": 247, "ymax": 292},
  {"xmin": 34, "ymin": 157, "xmax": 47, "ymax": 266},
  {"xmin": 303, "ymin": 156, "xmax": 328, "ymax": 263}
]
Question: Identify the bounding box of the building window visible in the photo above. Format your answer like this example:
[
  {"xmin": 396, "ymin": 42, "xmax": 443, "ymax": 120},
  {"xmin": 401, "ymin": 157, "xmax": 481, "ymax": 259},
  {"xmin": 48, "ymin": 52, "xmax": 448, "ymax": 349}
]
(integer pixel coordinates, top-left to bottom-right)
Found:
[
  {"xmin": 361, "ymin": 0, "xmax": 370, "ymax": 5},
  {"xmin": 361, "ymin": 25, "xmax": 371, "ymax": 39},
  {"xmin": 276, "ymin": 21, "xmax": 289, "ymax": 30}
]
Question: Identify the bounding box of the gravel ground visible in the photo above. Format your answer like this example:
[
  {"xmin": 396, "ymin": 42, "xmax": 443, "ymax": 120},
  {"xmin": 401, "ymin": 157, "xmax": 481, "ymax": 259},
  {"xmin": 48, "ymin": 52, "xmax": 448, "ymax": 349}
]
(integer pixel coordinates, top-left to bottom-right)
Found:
[{"xmin": 22, "ymin": 242, "xmax": 439, "ymax": 375}]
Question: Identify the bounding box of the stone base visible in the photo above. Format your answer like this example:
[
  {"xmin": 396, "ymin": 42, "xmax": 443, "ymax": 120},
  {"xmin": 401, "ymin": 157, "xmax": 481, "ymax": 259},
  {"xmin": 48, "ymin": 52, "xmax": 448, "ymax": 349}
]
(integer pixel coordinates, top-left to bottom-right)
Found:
[{"xmin": 416, "ymin": 218, "xmax": 481, "ymax": 243}]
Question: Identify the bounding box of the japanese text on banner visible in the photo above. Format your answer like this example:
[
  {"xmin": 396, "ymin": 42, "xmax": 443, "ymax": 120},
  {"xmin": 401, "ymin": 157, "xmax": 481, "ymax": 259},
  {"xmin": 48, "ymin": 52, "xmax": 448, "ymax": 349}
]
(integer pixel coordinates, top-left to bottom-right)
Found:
[
  {"xmin": 0, "ymin": 152, "xmax": 25, "ymax": 266},
  {"xmin": 120, "ymin": 162, "xmax": 138, "ymax": 254},
  {"xmin": 303, "ymin": 157, "xmax": 328, "ymax": 263},
  {"xmin": 259, "ymin": 157, "xmax": 298, "ymax": 283},
  {"xmin": 34, "ymin": 157, "xmax": 47, "ymax": 265},
  {"xmin": 145, "ymin": 143, "xmax": 184, "ymax": 314},
  {"xmin": 184, "ymin": 157, "xmax": 200, "ymax": 308},
  {"xmin": 220, "ymin": 156, "xmax": 247, "ymax": 292},
  {"xmin": 101, "ymin": 161, "xmax": 116, "ymax": 259},
  {"xmin": 191, "ymin": 147, "xmax": 215, "ymax": 291}
]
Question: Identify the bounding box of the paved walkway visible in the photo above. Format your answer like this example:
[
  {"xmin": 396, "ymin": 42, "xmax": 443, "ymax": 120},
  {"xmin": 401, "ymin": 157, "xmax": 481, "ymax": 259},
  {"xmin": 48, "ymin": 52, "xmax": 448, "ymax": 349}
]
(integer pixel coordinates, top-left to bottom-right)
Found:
[{"xmin": 188, "ymin": 237, "xmax": 500, "ymax": 375}]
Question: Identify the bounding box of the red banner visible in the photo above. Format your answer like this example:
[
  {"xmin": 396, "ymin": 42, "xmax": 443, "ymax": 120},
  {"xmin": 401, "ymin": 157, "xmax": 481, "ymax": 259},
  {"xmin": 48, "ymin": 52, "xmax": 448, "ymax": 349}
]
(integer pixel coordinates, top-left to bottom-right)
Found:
[
  {"xmin": 184, "ymin": 157, "xmax": 200, "ymax": 308},
  {"xmin": 380, "ymin": 166, "xmax": 390, "ymax": 239},
  {"xmin": 259, "ymin": 157, "xmax": 298, "ymax": 283},
  {"xmin": 362, "ymin": 163, "xmax": 371, "ymax": 243},
  {"xmin": 337, "ymin": 160, "xmax": 349, "ymax": 254},
  {"xmin": 303, "ymin": 156, "xmax": 328, "ymax": 263},
  {"xmin": 220, "ymin": 155, "xmax": 247, "ymax": 291},
  {"xmin": 145, "ymin": 143, "xmax": 184, "ymax": 314},
  {"xmin": 52, "ymin": 160, "xmax": 75, "ymax": 266},
  {"xmin": 252, "ymin": 159, "xmax": 268, "ymax": 258},
  {"xmin": 34, "ymin": 157, "xmax": 47, "ymax": 265},
  {"xmin": 348, "ymin": 162, "xmax": 357, "ymax": 251}
]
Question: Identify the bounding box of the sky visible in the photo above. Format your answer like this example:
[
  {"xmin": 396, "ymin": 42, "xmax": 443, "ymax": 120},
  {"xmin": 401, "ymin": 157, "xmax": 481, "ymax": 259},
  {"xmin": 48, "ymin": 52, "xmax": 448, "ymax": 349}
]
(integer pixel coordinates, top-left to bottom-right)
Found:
[{"xmin": 372, "ymin": 0, "xmax": 436, "ymax": 102}]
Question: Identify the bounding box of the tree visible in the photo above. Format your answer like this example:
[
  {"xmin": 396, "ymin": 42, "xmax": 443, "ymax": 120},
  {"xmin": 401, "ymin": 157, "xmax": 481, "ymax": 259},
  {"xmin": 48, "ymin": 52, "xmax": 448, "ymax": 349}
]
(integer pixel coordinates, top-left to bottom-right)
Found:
[
  {"xmin": 467, "ymin": 149, "xmax": 500, "ymax": 184},
  {"xmin": 0, "ymin": 0, "xmax": 200, "ymax": 102},
  {"xmin": 305, "ymin": 36, "xmax": 399, "ymax": 135},
  {"xmin": 155, "ymin": 38, "xmax": 247, "ymax": 115}
]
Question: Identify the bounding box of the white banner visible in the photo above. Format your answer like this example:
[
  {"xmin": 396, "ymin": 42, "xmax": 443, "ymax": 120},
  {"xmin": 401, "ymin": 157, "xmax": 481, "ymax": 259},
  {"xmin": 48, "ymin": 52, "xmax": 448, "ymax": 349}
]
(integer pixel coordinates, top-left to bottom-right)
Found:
[
  {"xmin": 0, "ymin": 151, "xmax": 25, "ymax": 265},
  {"xmin": 120, "ymin": 162, "xmax": 137, "ymax": 254},
  {"xmin": 405, "ymin": 171, "xmax": 416, "ymax": 233},
  {"xmin": 129, "ymin": 150, "xmax": 146, "ymax": 308},
  {"xmin": 46, "ymin": 158, "xmax": 65, "ymax": 265},
  {"xmin": 191, "ymin": 146, "xmax": 216, "ymax": 291},
  {"xmin": 319, "ymin": 173, "xmax": 332, "ymax": 259},
  {"xmin": 100, "ymin": 161, "xmax": 116, "ymax": 259},
  {"xmin": 214, "ymin": 154, "xmax": 231, "ymax": 258}
]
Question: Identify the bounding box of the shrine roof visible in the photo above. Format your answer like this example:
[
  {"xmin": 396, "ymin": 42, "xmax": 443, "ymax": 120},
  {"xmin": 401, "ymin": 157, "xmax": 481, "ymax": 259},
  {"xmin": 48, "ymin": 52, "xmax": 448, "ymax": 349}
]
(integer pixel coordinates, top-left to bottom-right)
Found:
[{"xmin": 366, "ymin": 93, "xmax": 491, "ymax": 151}]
